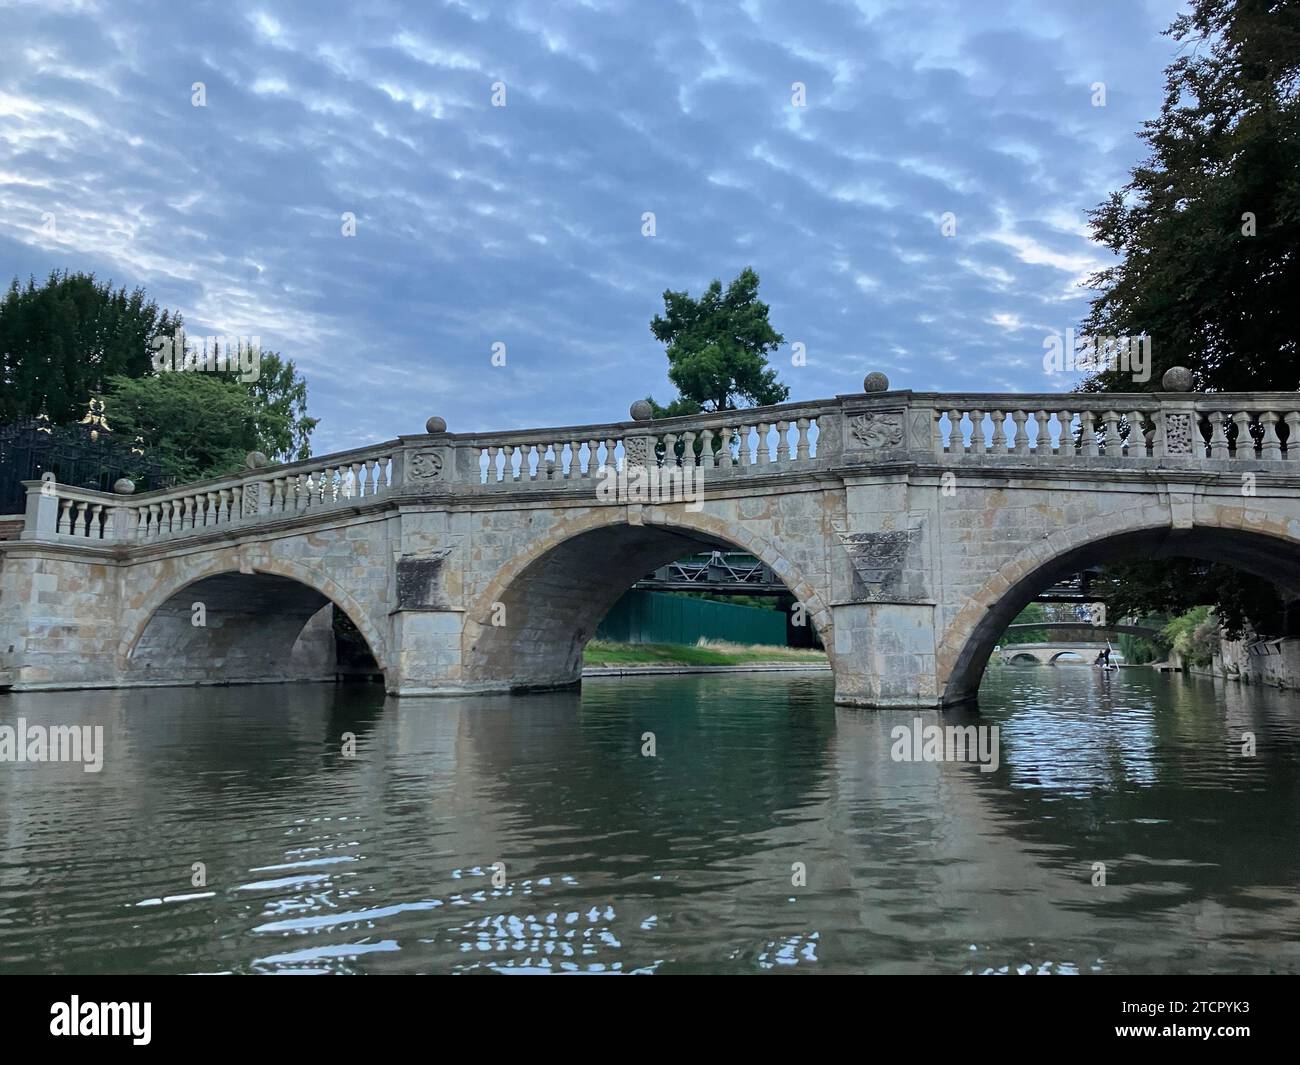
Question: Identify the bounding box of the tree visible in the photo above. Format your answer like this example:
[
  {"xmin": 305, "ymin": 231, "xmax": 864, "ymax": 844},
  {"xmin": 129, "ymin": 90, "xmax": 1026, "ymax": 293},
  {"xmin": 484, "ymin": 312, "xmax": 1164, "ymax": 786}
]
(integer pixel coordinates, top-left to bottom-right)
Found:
[
  {"xmin": 103, "ymin": 372, "xmax": 273, "ymax": 484},
  {"xmin": 1091, "ymin": 559, "xmax": 1282, "ymax": 641},
  {"xmin": 100, "ymin": 347, "xmax": 318, "ymax": 483},
  {"xmin": 1081, "ymin": 0, "xmax": 1300, "ymax": 392},
  {"xmin": 645, "ymin": 267, "xmax": 789, "ymax": 416},
  {"xmin": 1081, "ymin": 0, "xmax": 1300, "ymax": 637},
  {"xmin": 246, "ymin": 349, "xmax": 317, "ymax": 462},
  {"xmin": 0, "ymin": 271, "xmax": 180, "ymax": 424}
]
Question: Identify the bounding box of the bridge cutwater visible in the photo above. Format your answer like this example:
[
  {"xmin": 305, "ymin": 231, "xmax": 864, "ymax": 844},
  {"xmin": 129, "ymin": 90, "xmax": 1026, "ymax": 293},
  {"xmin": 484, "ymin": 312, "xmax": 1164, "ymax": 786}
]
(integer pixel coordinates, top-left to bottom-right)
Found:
[{"xmin": 5, "ymin": 384, "xmax": 1300, "ymax": 709}]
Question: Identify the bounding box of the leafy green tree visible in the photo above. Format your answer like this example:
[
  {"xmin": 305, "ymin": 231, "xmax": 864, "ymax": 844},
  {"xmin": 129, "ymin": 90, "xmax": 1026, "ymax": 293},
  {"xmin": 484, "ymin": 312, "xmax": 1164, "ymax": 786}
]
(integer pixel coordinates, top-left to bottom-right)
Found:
[
  {"xmin": 1162, "ymin": 606, "xmax": 1220, "ymax": 668},
  {"xmin": 102, "ymin": 351, "xmax": 318, "ymax": 483},
  {"xmin": 1006, "ymin": 603, "xmax": 1049, "ymax": 643},
  {"xmin": 1092, "ymin": 560, "xmax": 1282, "ymax": 641},
  {"xmin": 0, "ymin": 271, "xmax": 181, "ymax": 424},
  {"xmin": 646, "ymin": 267, "xmax": 789, "ymax": 417},
  {"xmin": 103, "ymin": 373, "xmax": 267, "ymax": 483},
  {"xmin": 1081, "ymin": 0, "xmax": 1300, "ymax": 637},
  {"xmin": 1082, "ymin": 0, "xmax": 1300, "ymax": 392}
]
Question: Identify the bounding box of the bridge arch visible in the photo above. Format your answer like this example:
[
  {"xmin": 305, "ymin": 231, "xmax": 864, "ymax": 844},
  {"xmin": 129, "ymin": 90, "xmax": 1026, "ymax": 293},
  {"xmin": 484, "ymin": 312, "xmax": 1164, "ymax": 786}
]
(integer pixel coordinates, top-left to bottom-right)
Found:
[
  {"xmin": 120, "ymin": 553, "xmax": 390, "ymax": 683},
  {"xmin": 940, "ymin": 506, "xmax": 1300, "ymax": 706},
  {"xmin": 461, "ymin": 507, "xmax": 833, "ymax": 692}
]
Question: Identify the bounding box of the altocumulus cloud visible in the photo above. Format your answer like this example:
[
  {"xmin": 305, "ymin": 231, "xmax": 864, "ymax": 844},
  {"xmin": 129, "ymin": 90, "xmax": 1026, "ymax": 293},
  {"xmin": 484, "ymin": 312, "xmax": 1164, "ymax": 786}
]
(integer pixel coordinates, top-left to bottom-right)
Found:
[{"xmin": 0, "ymin": 0, "xmax": 1183, "ymax": 450}]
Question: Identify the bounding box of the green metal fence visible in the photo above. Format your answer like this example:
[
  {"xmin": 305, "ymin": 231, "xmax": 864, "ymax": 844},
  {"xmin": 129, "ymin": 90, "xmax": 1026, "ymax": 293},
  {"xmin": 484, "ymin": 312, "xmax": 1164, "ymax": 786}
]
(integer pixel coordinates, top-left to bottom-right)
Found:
[{"xmin": 596, "ymin": 590, "xmax": 788, "ymax": 646}]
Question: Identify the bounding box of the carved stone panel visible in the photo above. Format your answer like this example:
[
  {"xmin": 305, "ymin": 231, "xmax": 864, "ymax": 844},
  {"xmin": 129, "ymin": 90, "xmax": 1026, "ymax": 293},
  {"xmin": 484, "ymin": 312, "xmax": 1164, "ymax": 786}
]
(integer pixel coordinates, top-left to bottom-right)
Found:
[
  {"xmin": 241, "ymin": 482, "xmax": 260, "ymax": 516},
  {"xmin": 1164, "ymin": 413, "xmax": 1193, "ymax": 456},
  {"xmin": 838, "ymin": 528, "xmax": 924, "ymax": 602},
  {"xmin": 409, "ymin": 451, "xmax": 444, "ymax": 480},
  {"xmin": 849, "ymin": 412, "xmax": 904, "ymax": 450},
  {"xmin": 623, "ymin": 437, "xmax": 650, "ymax": 469},
  {"xmin": 396, "ymin": 548, "xmax": 453, "ymax": 610}
]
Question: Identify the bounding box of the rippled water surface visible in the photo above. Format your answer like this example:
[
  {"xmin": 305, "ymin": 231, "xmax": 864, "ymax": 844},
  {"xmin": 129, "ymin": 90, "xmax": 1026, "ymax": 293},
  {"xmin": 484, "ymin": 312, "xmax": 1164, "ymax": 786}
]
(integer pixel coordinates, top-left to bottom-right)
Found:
[{"xmin": 3, "ymin": 667, "xmax": 1300, "ymax": 974}]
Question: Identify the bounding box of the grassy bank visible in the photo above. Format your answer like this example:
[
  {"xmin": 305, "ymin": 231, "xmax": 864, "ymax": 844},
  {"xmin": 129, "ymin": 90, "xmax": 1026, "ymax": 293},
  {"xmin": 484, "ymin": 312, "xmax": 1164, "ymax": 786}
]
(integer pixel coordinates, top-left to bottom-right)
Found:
[{"xmin": 583, "ymin": 638, "xmax": 827, "ymax": 668}]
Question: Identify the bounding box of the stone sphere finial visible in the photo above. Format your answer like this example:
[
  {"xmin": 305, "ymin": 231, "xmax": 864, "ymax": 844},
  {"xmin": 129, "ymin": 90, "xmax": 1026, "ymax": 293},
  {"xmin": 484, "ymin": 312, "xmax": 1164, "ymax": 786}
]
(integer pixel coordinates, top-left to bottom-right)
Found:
[
  {"xmin": 113, "ymin": 477, "xmax": 135, "ymax": 495},
  {"xmin": 629, "ymin": 399, "xmax": 654, "ymax": 422},
  {"xmin": 245, "ymin": 451, "xmax": 269, "ymax": 469},
  {"xmin": 425, "ymin": 415, "xmax": 448, "ymax": 434},
  {"xmin": 1160, "ymin": 366, "xmax": 1194, "ymax": 392},
  {"xmin": 863, "ymin": 371, "xmax": 890, "ymax": 393}
]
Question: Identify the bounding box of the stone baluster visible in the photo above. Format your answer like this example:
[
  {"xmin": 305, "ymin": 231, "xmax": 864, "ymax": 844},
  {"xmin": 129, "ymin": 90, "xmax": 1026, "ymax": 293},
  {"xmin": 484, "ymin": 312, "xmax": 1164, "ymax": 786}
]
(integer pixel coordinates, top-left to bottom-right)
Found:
[
  {"xmin": 485, "ymin": 446, "xmax": 499, "ymax": 484},
  {"xmin": 1206, "ymin": 412, "xmax": 1228, "ymax": 458},
  {"xmin": 946, "ymin": 409, "xmax": 962, "ymax": 454},
  {"xmin": 219, "ymin": 489, "xmax": 231, "ymax": 523},
  {"xmin": 1033, "ymin": 411, "xmax": 1051, "ymax": 458},
  {"xmin": 1121, "ymin": 410, "xmax": 1142, "ymax": 458},
  {"xmin": 1080, "ymin": 411, "xmax": 1098, "ymax": 458},
  {"xmin": 990, "ymin": 410, "xmax": 1006, "ymax": 453},
  {"xmin": 500, "ymin": 445, "xmax": 515, "ymax": 481},
  {"xmin": 797, "ymin": 418, "xmax": 812, "ymax": 462},
  {"xmin": 720, "ymin": 429, "xmax": 735, "ymax": 469},
  {"xmin": 1231, "ymin": 412, "xmax": 1252, "ymax": 459},
  {"xmin": 663, "ymin": 432, "xmax": 678, "ymax": 468},
  {"xmin": 737, "ymin": 425, "xmax": 751, "ymax": 467},
  {"xmin": 87, "ymin": 503, "xmax": 102, "ymax": 538},
  {"xmin": 969, "ymin": 411, "xmax": 986, "ymax": 455},
  {"xmin": 754, "ymin": 422, "xmax": 768, "ymax": 465},
  {"xmin": 231, "ymin": 487, "xmax": 243, "ymax": 521},
  {"xmin": 1260, "ymin": 412, "xmax": 1282, "ymax": 460},
  {"xmin": 1102, "ymin": 411, "xmax": 1121, "ymax": 457},
  {"xmin": 1011, "ymin": 411, "xmax": 1028, "ymax": 456},
  {"xmin": 683, "ymin": 430, "xmax": 699, "ymax": 467},
  {"xmin": 1051, "ymin": 411, "xmax": 1069, "ymax": 457},
  {"xmin": 699, "ymin": 428, "xmax": 715, "ymax": 468},
  {"xmin": 1286, "ymin": 413, "xmax": 1300, "ymax": 461},
  {"xmin": 57, "ymin": 498, "xmax": 71, "ymax": 534},
  {"xmin": 774, "ymin": 421, "xmax": 790, "ymax": 463}
]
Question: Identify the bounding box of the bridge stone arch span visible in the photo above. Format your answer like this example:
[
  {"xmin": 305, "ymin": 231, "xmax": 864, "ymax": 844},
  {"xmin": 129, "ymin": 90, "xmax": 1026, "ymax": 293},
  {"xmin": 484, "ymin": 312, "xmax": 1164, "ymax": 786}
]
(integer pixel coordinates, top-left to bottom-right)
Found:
[
  {"xmin": 940, "ymin": 507, "xmax": 1300, "ymax": 706},
  {"xmin": 9, "ymin": 386, "xmax": 1300, "ymax": 705},
  {"xmin": 999, "ymin": 643, "xmax": 1115, "ymax": 665},
  {"xmin": 119, "ymin": 551, "xmax": 392, "ymax": 680},
  {"xmin": 458, "ymin": 506, "xmax": 834, "ymax": 694}
]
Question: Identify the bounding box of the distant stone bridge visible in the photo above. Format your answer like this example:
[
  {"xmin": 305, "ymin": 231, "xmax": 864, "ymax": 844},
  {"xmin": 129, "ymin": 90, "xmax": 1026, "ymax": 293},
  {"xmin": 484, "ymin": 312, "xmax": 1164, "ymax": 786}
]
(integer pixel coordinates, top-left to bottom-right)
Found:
[
  {"xmin": 5, "ymin": 383, "xmax": 1300, "ymax": 708},
  {"xmin": 999, "ymin": 642, "xmax": 1120, "ymax": 665}
]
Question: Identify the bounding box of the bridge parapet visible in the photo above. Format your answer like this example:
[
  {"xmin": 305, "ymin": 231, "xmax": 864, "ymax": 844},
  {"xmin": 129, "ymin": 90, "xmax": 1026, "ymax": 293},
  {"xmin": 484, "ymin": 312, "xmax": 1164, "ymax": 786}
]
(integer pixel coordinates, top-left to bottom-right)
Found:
[
  {"xmin": 925, "ymin": 392, "xmax": 1300, "ymax": 465},
  {"xmin": 14, "ymin": 389, "xmax": 1300, "ymax": 547}
]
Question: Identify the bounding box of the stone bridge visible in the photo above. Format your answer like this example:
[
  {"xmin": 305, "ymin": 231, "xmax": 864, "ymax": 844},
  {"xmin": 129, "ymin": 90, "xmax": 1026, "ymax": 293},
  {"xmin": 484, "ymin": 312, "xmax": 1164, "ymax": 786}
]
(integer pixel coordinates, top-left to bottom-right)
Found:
[
  {"xmin": 999, "ymin": 642, "xmax": 1120, "ymax": 665},
  {"xmin": 5, "ymin": 384, "xmax": 1300, "ymax": 709}
]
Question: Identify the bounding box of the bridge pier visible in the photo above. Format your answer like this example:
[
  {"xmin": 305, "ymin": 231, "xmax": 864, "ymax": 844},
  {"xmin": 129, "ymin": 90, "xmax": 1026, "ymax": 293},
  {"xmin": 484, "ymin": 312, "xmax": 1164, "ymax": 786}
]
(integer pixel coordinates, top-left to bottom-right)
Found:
[{"xmin": 831, "ymin": 602, "xmax": 940, "ymax": 708}]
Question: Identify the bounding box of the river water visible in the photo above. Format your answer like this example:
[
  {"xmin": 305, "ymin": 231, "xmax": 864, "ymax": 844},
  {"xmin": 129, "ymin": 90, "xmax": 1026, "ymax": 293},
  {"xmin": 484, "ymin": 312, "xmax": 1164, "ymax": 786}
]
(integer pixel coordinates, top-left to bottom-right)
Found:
[{"xmin": 2, "ymin": 666, "xmax": 1298, "ymax": 974}]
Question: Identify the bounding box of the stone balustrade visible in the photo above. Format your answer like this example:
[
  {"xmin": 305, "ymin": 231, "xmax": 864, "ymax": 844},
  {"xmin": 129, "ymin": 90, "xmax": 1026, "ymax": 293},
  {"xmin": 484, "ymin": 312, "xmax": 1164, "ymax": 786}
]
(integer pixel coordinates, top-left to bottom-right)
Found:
[
  {"xmin": 925, "ymin": 394, "xmax": 1300, "ymax": 462},
  {"xmin": 20, "ymin": 390, "xmax": 1300, "ymax": 546}
]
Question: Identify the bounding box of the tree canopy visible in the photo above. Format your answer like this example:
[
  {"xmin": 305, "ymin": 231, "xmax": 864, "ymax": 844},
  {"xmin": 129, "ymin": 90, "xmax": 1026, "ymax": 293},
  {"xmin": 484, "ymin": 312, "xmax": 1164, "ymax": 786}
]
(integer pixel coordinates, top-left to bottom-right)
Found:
[
  {"xmin": 0, "ymin": 271, "xmax": 179, "ymax": 424},
  {"xmin": 1082, "ymin": 0, "xmax": 1300, "ymax": 392},
  {"xmin": 1, "ymin": 270, "xmax": 319, "ymax": 484},
  {"xmin": 645, "ymin": 267, "xmax": 789, "ymax": 417},
  {"xmin": 1083, "ymin": 0, "xmax": 1300, "ymax": 638}
]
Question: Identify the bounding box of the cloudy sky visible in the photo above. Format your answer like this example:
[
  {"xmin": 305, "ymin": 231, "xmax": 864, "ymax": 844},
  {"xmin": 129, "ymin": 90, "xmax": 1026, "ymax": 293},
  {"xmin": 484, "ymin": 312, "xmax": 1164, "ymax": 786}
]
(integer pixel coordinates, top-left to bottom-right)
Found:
[{"xmin": 2, "ymin": 0, "xmax": 1185, "ymax": 452}]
